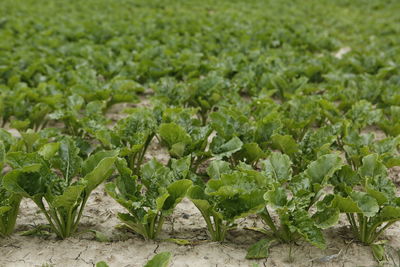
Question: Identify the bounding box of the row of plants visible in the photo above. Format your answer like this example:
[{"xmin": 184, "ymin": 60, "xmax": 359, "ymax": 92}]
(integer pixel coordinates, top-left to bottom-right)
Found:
[
  {"xmin": 1, "ymin": 105, "xmax": 399, "ymax": 262},
  {"xmin": 1, "ymin": 0, "xmax": 399, "ymax": 135}
]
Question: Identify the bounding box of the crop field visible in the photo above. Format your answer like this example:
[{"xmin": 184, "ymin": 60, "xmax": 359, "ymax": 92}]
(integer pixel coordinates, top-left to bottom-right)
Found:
[{"xmin": 0, "ymin": 0, "xmax": 400, "ymax": 266}]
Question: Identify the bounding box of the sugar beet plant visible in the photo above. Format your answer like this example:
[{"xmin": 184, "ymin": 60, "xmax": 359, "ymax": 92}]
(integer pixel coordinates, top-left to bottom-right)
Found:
[
  {"xmin": 188, "ymin": 161, "xmax": 269, "ymax": 241},
  {"xmin": 113, "ymin": 108, "xmax": 159, "ymax": 175},
  {"xmin": 2, "ymin": 138, "xmax": 117, "ymax": 239},
  {"xmin": 326, "ymin": 154, "xmax": 400, "ymax": 260},
  {"xmin": 106, "ymin": 157, "xmax": 193, "ymax": 240},
  {"xmin": 0, "ymin": 140, "xmax": 22, "ymax": 237},
  {"xmin": 245, "ymin": 152, "xmax": 343, "ymax": 258}
]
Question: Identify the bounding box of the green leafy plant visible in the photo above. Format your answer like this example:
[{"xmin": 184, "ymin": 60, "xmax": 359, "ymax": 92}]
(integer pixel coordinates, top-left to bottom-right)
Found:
[
  {"xmin": 247, "ymin": 152, "xmax": 343, "ymax": 258},
  {"xmin": 0, "ymin": 140, "xmax": 22, "ymax": 237},
  {"xmin": 0, "ymin": 186, "xmax": 21, "ymax": 237},
  {"xmin": 113, "ymin": 108, "xmax": 158, "ymax": 175},
  {"xmin": 106, "ymin": 157, "xmax": 193, "ymax": 240},
  {"xmin": 328, "ymin": 154, "xmax": 400, "ymax": 261},
  {"xmin": 188, "ymin": 162, "xmax": 269, "ymax": 241},
  {"xmin": 3, "ymin": 138, "xmax": 117, "ymax": 239},
  {"xmin": 0, "ymin": 176, "xmax": 21, "ymax": 238}
]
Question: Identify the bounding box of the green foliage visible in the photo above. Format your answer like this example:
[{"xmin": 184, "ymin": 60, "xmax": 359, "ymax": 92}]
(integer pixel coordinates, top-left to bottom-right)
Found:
[
  {"xmin": 253, "ymin": 152, "xmax": 343, "ymax": 257},
  {"xmin": 188, "ymin": 164, "xmax": 269, "ymax": 241},
  {"xmin": 106, "ymin": 157, "xmax": 193, "ymax": 240},
  {"xmin": 0, "ymin": 187, "xmax": 21, "ymax": 237},
  {"xmin": 328, "ymin": 154, "xmax": 400, "ymax": 260},
  {"xmin": 114, "ymin": 108, "xmax": 158, "ymax": 175},
  {"xmin": 144, "ymin": 252, "xmax": 172, "ymax": 267},
  {"xmin": 3, "ymin": 138, "xmax": 117, "ymax": 239}
]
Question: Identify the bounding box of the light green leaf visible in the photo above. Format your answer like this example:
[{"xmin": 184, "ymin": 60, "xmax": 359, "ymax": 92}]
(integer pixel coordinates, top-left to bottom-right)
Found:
[
  {"xmin": 212, "ymin": 136, "xmax": 243, "ymax": 159},
  {"xmin": 359, "ymin": 154, "xmax": 387, "ymax": 179},
  {"xmin": 38, "ymin": 143, "xmax": 60, "ymax": 160},
  {"xmin": 207, "ymin": 160, "xmax": 231, "ymax": 179},
  {"xmin": 335, "ymin": 193, "xmax": 379, "ymax": 217},
  {"xmin": 96, "ymin": 261, "xmax": 109, "ymax": 267},
  {"xmin": 263, "ymin": 152, "xmax": 292, "ymax": 182},
  {"xmin": 270, "ymin": 134, "xmax": 299, "ymax": 155},
  {"xmin": 264, "ymin": 185, "xmax": 287, "ymax": 208},
  {"xmin": 55, "ymin": 138, "xmax": 82, "ymax": 182},
  {"xmin": 305, "ymin": 154, "xmax": 343, "ymax": 185},
  {"xmin": 83, "ymin": 155, "xmax": 117, "ymax": 194},
  {"xmin": 82, "ymin": 150, "xmax": 119, "ymax": 176},
  {"xmin": 376, "ymin": 206, "xmax": 400, "ymax": 222},
  {"xmin": 371, "ymin": 244, "xmax": 385, "ymax": 262},
  {"xmin": 246, "ymin": 238, "xmax": 272, "ymax": 259},
  {"xmin": 144, "ymin": 252, "xmax": 172, "ymax": 267},
  {"xmin": 163, "ymin": 179, "xmax": 193, "ymax": 211},
  {"xmin": 159, "ymin": 123, "xmax": 191, "ymax": 148},
  {"xmin": 52, "ymin": 185, "xmax": 85, "ymax": 210},
  {"xmin": 0, "ymin": 141, "xmax": 5, "ymax": 170}
]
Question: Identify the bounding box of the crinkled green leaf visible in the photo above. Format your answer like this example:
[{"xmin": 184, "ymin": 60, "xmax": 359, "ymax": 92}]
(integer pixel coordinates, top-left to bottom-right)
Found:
[
  {"xmin": 291, "ymin": 210, "xmax": 326, "ymax": 249},
  {"xmin": 305, "ymin": 154, "xmax": 343, "ymax": 185},
  {"xmin": 312, "ymin": 207, "xmax": 340, "ymax": 229},
  {"xmin": 262, "ymin": 152, "xmax": 292, "ymax": 182},
  {"xmin": 38, "ymin": 143, "xmax": 60, "ymax": 160},
  {"xmin": 270, "ymin": 134, "xmax": 299, "ymax": 156},
  {"xmin": 211, "ymin": 136, "xmax": 243, "ymax": 159},
  {"xmin": 246, "ymin": 238, "xmax": 272, "ymax": 259},
  {"xmin": 359, "ymin": 154, "xmax": 387, "ymax": 179},
  {"xmin": 206, "ymin": 160, "xmax": 231, "ymax": 179}
]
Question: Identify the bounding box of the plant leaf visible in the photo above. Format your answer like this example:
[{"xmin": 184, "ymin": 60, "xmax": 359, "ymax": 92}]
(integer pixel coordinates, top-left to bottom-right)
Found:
[
  {"xmin": 144, "ymin": 252, "xmax": 172, "ymax": 267},
  {"xmin": 246, "ymin": 238, "xmax": 272, "ymax": 259}
]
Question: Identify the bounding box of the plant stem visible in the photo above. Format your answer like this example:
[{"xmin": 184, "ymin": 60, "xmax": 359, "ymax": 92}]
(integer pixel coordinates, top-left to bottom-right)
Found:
[
  {"xmin": 155, "ymin": 216, "xmax": 165, "ymax": 238},
  {"xmin": 72, "ymin": 196, "xmax": 88, "ymax": 233},
  {"xmin": 149, "ymin": 214, "xmax": 157, "ymax": 239},
  {"xmin": 36, "ymin": 204, "xmax": 62, "ymax": 238},
  {"xmin": 64, "ymin": 208, "xmax": 73, "ymax": 238},
  {"xmin": 346, "ymin": 213, "xmax": 359, "ymax": 239},
  {"xmin": 259, "ymin": 209, "xmax": 278, "ymax": 233},
  {"xmin": 369, "ymin": 221, "xmax": 397, "ymax": 244},
  {"xmin": 361, "ymin": 216, "xmax": 368, "ymax": 243}
]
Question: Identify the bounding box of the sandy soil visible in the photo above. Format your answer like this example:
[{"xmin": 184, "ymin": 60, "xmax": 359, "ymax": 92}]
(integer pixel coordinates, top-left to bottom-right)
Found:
[{"xmin": 1, "ymin": 100, "xmax": 399, "ymax": 267}]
